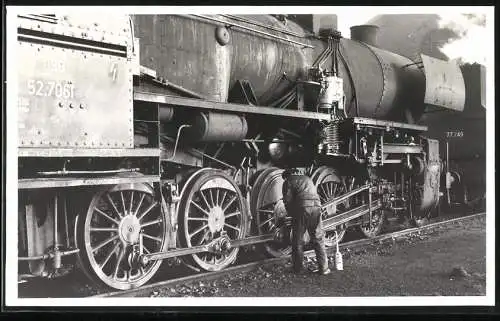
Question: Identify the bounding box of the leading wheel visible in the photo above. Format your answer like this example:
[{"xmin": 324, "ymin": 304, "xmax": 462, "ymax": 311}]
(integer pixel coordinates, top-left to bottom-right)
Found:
[
  {"xmin": 410, "ymin": 184, "xmax": 432, "ymax": 227},
  {"xmin": 76, "ymin": 183, "xmax": 167, "ymax": 290},
  {"xmin": 358, "ymin": 209, "xmax": 386, "ymax": 238},
  {"xmin": 250, "ymin": 167, "xmax": 292, "ymax": 258},
  {"xmin": 178, "ymin": 169, "xmax": 247, "ymax": 272}
]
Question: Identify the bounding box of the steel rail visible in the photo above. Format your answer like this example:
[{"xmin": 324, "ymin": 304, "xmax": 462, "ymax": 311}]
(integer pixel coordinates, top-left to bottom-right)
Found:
[{"xmin": 92, "ymin": 212, "xmax": 485, "ymax": 298}]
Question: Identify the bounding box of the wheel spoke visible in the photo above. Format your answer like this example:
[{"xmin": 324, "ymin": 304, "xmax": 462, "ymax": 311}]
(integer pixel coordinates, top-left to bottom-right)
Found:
[
  {"xmin": 141, "ymin": 218, "xmax": 163, "ymax": 228},
  {"xmin": 199, "ymin": 190, "xmax": 212, "ymax": 210},
  {"xmin": 143, "ymin": 233, "xmax": 162, "ymax": 243},
  {"xmin": 208, "ymin": 189, "xmax": 215, "ymax": 208},
  {"xmin": 134, "ymin": 194, "xmax": 146, "ymax": 217},
  {"xmin": 120, "ymin": 192, "xmax": 127, "ymax": 214},
  {"xmin": 94, "ymin": 208, "xmax": 119, "ymax": 225},
  {"xmin": 100, "ymin": 241, "xmax": 119, "ymax": 269},
  {"xmin": 219, "ymin": 191, "xmax": 227, "ymax": 208},
  {"xmin": 107, "ymin": 194, "xmax": 123, "ymax": 219},
  {"xmin": 113, "ymin": 247, "xmax": 125, "ymax": 279},
  {"xmin": 90, "ymin": 227, "xmax": 119, "ymax": 232},
  {"xmin": 92, "ymin": 235, "xmax": 119, "ymax": 253},
  {"xmin": 333, "ymin": 184, "xmax": 338, "ymax": 197},
  {"xmin": 319, "ymin": 185, "xmax": 327, "ymax": 199},
  {"xmin": 259, "ymin": 209, "xmax": 274, "ymax": 214},
  {"xmin": 197, "ymin": 230, "xmax": 210, "ymax": 245},
  {"xmin": 142, "ymin": 244, "xmax": 152, "ymax": 254},
  {"xmin": 259, "ymin": 216, "xmax": 274, "ymax": 228},
  {"xmin": 222, "ymin": 195, "xmax": 237, "ymax": 212},
  {"xmin": 224, "ymin": 223, "xmax": 240, "ymax": 232},
  {"xmin": 189, "ymin": 224, "xmax": 208, "ymax": 238},
  {"xmin": 190, "ymin": 200, "xmax": 210, "ymax": 216},
  {"xmin": 129, "ymin": 191, "xmax": 135, "ymax": 213},
  {"xmin": 224, "ymin": 211, "xmax": 241, "ymax": 219},
  {"xmin": 137, "ymin": 201, "xmax": 158, "ymax": 221},
  {"xmin": 215, "ymin": 189, "xmax": 220, "ymax": 206},
  {"xmin": 188, "ymin": 217, "xmax": 209, "ymax": 221}
]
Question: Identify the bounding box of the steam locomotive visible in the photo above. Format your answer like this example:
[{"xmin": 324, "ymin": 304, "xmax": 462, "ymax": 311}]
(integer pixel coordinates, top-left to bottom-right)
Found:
[{"xmin": 16, "ymin": 13, "xmax": 468, "ymax": 290}]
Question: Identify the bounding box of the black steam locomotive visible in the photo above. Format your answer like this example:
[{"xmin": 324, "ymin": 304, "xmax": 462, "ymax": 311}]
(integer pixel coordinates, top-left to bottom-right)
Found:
[{"xmin": 16, "ymin": 13, "xmax": 470, "ymax": 290}]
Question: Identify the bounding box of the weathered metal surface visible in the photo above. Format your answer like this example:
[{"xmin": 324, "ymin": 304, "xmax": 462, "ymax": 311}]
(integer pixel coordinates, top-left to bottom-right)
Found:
[
  {"xmin": 18, "ymin": 148, "xmax": 159, "ymax": 157},
  {"xmin": 17, "ymin": 14, "xmax": 131, "ymax": 48},
  {"xmin": 421, "ymin": 54, "xmax": 466, "ymax": 111},
  {"xmin": 17, "ymin": 42, "xmax": 133, "ymax": 149},
  {"xmin": 188, "ymin": 112, "xmax": 248, "ymax": 142},
  {"xmin": 18, "ymin": 175, "xmax": 160, "ymax": 189},
  {"xmin": 134, "ymin": 91, "xmax": 330, "ymax": 121},
  {"xmin": 132, "ymin": 15, "xmax": 312, "ymax": 105},
  {"xmin": 339, "ymin": 39, "xmax": 426, "ymax": 121}
]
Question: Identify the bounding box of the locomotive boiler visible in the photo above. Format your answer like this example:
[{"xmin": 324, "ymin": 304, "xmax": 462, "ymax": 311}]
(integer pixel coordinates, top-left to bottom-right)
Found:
[{"xmin": 15, "ymin": 13, "xmax": 467, "ymax": 290}]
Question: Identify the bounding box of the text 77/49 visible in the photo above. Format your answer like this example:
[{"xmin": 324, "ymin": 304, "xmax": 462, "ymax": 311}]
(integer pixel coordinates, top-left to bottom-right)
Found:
[
  {"xmin": 27, "ymin": 79, "xmax": 75, "ymax": 99},
  {"xmin": 446, "ymin": 131, "xmax": 464, "ymax": 138}
]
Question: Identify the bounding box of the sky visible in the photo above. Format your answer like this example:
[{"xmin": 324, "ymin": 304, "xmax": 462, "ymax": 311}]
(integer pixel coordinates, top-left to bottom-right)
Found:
[
  {"xmin": 337, "ymin": 14, "xmax": 376, "ymax": 39},
  {"xmin": 336, "ymin": 12, "xmax": 487, "ymax": 65}
]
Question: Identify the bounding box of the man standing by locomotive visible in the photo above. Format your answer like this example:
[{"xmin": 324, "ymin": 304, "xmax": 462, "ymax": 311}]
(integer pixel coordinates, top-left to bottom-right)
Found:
[{"xmin": 282, "ymin": 168, "xmax": 331, "ymax": 275}]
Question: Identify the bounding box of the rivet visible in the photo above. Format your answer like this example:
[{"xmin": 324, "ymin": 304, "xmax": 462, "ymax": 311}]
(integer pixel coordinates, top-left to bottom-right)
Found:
[
  {"xmin": 69, "ymin": 103, "xmax": 74, "ymax": 108},
  {"xmin": 58, "ymin": 102, "xmax": 64, "ymax": 107},
  {"xmin": 80, "ymin": 103, "xmax": 85, "ymax": 109}
]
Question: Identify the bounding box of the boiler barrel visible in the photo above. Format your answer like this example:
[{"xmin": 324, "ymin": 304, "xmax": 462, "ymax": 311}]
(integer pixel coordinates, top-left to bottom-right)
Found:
[
  {"xmin": 133, "ymin": 15, "xmax": 439, "ymax": 123},
  {"xmin": 132, "ymin": 14, "xmax": 315, "ymax": 105}
]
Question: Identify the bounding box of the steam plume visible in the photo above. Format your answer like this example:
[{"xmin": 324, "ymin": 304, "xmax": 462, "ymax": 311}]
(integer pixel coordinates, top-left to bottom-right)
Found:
[{"xmin": 438, "ymin": 13, "xmax": 487, "ymax": 65}]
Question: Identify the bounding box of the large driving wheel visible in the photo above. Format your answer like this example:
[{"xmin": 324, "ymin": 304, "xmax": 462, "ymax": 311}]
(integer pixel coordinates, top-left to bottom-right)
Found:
[
  {"xmin": 250, "ymin": 167, "xmax": 291, "ymax": 258},
  {"xmin": 311, "ymin": 167, "xmax": 349, "ymax": 247},
  {"xmin": 76, "ymin": 183, "xmax": 167, "ymax": 290},
  {"xmin": 178, "ymin": 169, "xmax": 247, "ymax": 272}
]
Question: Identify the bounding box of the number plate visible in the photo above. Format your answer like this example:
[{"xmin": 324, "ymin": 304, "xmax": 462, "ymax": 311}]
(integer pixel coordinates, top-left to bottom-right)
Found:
[{"xmin": 17, "ymin": 42, "xmax": 133, "ymax": 148}]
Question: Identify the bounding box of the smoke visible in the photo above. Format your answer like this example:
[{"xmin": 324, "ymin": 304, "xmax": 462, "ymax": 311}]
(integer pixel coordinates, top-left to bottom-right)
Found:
[{"xmin": 438, "ymin": 13, "xmax": 487, "ymax": 65}]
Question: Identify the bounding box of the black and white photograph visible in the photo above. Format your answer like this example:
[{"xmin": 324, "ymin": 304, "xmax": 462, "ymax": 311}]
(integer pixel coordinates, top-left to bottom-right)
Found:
[{"xmin": 3, "ymin": 6, "xmax": 495, "ymax": 308}]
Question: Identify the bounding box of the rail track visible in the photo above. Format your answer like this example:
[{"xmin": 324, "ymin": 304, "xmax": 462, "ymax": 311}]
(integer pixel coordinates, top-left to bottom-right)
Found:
[{"xmin": 92, "ymin": 212, "xmax": 486, "ymax": 298}]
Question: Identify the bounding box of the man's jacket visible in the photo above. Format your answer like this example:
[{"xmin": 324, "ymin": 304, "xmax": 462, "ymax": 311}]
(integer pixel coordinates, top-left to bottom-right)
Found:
[{"xmin": 282, "ymin": 174, "xmax": 321, "ymax": 209}]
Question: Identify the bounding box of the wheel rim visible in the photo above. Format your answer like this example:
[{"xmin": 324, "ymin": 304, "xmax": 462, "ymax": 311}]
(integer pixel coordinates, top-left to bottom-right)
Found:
[
  {"xmin": 179, "ymin": 170, "xmax": 245, "ymax": 272},
  {"xmin": 311, "ymin": 167, "xmax": 352, "ymax": 247},
  {"xmin": 251, "ymin": 168, "xmax": 292, "ymax": 258},
  {"xmin": 359, "ymin": 209, "xmax": 385, "ymax": 238},
  {"xmin": 81, "ymin": 184, "xmax": 166, "ymax": 290}
]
